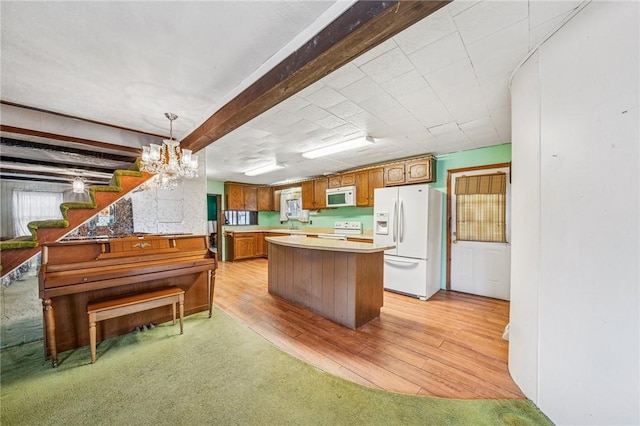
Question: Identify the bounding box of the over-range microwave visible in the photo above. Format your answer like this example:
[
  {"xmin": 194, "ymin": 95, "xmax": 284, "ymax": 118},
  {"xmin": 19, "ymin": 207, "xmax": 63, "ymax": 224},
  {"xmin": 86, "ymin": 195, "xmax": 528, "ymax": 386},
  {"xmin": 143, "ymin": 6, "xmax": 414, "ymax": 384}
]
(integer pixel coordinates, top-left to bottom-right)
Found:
[{"xmin": 326, "ymin": 186, "xmax": 356, "ymax": 208}]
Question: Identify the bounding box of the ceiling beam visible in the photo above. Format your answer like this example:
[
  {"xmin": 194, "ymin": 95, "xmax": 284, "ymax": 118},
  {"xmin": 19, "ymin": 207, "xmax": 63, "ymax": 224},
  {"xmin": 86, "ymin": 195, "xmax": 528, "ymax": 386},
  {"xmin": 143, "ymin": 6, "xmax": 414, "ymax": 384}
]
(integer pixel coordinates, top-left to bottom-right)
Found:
[
  {"xmin": 1, "ymin": 137, "xmax": 138, "ymax": 162},
  {"xmin": 180, "ymin": 0, "xmax": 451, "ymax": 153},
  {"xmin": 0, "ymin": 125, "xmax": 145, "ymax": 155},
  {"xmin": 0, "ymin": 169, "xmax": 110, "ymax": 185}
]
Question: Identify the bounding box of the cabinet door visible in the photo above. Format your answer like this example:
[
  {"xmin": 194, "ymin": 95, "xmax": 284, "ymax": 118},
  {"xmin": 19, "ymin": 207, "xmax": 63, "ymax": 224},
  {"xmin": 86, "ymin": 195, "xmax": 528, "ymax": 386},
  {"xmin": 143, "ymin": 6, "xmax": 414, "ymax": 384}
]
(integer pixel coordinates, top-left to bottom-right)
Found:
[
  {"xmin": 368, "ymin": 168, "xmax": 384, "ymax": 206},
  {"xmin": 255, "ymin": 233, "xmax": 267, "ymax": 257},
  {"xmin": 234, "ymin": 234, "xmax": 256, "ymax": 260},
  {"xmin": 301, "ymin": 180, "xmax": 315, "ymax": 210},
  {"xmin": 327, "ymin": 176, "xmax": 342, "ymax": 188},
  {"xmin": 355, "ymin": 170, "xmax": 369, "ymax": 206},
  {"xmin": 244, "ymin": 186, "xmax": 258, "ymax": 211},
  {"xmin": 384, "ymin": 164, "xmax": 405, "ymax": 186},
  {"xmin": 341, "ymin": 173, "xmax": 356, "ymax": 186},
  {"xmin": 257, "ymin": 187, "xmax": 273, "ymax": 211},
  {"xmin": 405, "ymin": 158, "xmax": 433, "ymax": 184},
  {"xmin": 313, "ymin": 178, "xmax": 328, "ymax": 209},
  {"xmin": 226, "ymin": 183, "xmax": 245, "ymax": 210}
]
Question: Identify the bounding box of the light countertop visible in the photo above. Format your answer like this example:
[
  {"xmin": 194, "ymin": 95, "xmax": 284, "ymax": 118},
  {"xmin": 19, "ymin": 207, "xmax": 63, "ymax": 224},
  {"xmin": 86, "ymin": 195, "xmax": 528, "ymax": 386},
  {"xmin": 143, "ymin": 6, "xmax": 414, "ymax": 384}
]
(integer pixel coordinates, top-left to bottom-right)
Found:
[
  {"xmin": 224, "ymin": 226, "xmax": 373, "ymax": 240},
  {"xmin": 265, "ymin": 235, "xmax": 393, "ymax": 253}
]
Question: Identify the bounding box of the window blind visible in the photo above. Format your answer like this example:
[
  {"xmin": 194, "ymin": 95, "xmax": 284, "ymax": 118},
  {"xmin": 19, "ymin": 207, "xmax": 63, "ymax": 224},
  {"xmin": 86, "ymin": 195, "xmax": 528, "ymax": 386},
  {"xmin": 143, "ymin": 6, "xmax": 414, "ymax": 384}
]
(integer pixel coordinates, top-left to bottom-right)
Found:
[{"xmin": 455, "ymin": 173, "xmax": 507, "ymax": 243}]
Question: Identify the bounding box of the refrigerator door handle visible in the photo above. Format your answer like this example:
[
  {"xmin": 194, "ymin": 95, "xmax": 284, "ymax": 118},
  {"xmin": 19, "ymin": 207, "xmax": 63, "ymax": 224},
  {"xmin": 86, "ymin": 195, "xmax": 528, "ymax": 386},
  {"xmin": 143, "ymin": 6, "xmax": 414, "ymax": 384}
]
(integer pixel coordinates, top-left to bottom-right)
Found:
[
  {"xmin": 399, "ymin": 200, "xmax": 404, "ymax": 243},
  {"xmin": 392, "ymin": 200, "xmax": 398, "ymax": 242}
]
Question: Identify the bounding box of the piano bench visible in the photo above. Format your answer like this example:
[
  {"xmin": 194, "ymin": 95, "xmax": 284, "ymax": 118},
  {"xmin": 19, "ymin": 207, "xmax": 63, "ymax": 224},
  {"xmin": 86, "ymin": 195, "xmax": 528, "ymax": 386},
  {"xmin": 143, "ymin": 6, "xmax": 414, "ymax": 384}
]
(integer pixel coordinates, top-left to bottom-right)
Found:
[{"xmin": 87, "ymin": 286, "xmax": 185, "ymax": 364}]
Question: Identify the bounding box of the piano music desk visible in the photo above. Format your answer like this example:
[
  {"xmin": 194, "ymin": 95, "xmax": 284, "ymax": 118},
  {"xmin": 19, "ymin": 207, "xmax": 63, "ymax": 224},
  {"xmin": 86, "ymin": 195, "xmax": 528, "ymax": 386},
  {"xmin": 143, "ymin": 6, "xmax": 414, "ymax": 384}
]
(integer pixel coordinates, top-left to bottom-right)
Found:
[{"xmin": 88, "ymin": 286, "xmax": 185, "ymax": 364}]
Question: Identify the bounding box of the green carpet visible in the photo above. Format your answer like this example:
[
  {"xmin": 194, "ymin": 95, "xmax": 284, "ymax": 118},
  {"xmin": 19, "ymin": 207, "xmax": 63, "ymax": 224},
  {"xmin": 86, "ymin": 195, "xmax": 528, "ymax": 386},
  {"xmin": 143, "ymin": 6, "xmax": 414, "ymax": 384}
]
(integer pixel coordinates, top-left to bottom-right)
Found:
[{"xmin": 1, "ymin": 308, "xmax": 552, "ymax": 425}]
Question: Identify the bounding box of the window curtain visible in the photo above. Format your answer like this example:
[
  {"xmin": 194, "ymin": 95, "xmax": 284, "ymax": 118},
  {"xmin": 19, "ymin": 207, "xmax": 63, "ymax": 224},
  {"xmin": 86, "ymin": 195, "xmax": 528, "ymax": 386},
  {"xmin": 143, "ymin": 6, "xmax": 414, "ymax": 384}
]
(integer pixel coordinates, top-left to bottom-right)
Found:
[
  {"xmin": 455, "ymin": 173, "xmax": 507, "ymax": 243},
  {"xmin": 12, "ymin": 190, "xmax": 63, "ymax": 237}
]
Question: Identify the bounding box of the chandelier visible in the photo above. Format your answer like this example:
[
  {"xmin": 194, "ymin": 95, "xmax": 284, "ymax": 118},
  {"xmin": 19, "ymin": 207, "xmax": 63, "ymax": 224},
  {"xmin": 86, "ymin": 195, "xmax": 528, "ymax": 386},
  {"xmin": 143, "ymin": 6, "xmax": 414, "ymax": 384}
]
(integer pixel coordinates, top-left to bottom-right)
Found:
[
  {"xmin": 72, "ymin": 176, "xmax": 86, "ymax": 193},
  {"xmin": 140, "ymin": 113, "xmax": 199, "ymax": 190}
]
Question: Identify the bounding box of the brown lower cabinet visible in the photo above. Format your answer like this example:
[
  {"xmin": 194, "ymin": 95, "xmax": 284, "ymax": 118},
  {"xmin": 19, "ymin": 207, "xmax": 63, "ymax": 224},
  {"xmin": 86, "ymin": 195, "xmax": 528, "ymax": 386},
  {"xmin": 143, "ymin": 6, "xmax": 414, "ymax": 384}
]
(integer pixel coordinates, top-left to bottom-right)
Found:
[
  {"xmin": 226, "ymin": 232, "xmax": 289, "ymax": 260},
  {"xmin": 226, "ymin": 233, "xmax": 256, "ymax": 260}
]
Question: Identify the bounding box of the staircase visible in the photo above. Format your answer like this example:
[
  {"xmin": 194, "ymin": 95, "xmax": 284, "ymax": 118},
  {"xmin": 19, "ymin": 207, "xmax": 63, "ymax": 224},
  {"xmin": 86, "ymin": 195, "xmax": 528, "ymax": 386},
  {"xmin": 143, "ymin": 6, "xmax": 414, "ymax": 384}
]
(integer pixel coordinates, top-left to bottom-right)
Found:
[{"xmin": 0, "ymin": 164, "xmax": 153, "ymax": 278}]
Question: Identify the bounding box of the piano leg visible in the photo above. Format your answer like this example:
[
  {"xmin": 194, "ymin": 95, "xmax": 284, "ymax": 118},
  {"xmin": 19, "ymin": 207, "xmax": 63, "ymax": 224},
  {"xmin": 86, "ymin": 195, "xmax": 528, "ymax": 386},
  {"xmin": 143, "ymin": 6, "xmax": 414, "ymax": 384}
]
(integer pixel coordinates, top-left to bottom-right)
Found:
[
  {"xmin": 208, "ymin": 269, "xmax": 216, "ymax": 318},
  {"xmin": 89, "ymin": 314, "xmax": 97, "ymax": 364},
  {"xmin": 42, "ymin": 299, "xmax": 58, "ymax": 367}
]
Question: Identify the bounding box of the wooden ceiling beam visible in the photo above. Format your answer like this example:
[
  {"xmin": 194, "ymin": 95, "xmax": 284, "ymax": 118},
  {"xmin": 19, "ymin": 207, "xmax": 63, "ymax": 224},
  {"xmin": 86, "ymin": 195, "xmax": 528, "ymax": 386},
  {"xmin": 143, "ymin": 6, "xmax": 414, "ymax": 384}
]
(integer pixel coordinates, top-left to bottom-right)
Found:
[{"xmin": 180, "ymin": 0, "xmax": 451, "ymax": 153}]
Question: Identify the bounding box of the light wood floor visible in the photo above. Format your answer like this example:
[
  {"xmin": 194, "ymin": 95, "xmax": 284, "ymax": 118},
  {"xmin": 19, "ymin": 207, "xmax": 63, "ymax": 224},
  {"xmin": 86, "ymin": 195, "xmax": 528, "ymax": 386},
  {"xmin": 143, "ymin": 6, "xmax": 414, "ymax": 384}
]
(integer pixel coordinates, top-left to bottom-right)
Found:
[{"xmin": 214, "ymin": 258, "xmax": 524, "ymax": 399}]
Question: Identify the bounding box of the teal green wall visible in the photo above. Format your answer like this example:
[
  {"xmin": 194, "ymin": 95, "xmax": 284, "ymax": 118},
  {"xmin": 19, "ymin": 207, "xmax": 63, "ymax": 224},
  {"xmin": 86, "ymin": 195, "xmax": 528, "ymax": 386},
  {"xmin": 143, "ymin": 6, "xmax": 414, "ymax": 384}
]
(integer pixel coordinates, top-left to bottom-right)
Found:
[
  {"xmin": 258, "ymin": 207, "xmax": 374, "ymax": 229},
  {"xmin": 433, "ymin": 144, "xmax": 511, "ymax": 191},
  {"xmin": 206, "ymin": 180, "xmax": 225, "ymax": 208}
]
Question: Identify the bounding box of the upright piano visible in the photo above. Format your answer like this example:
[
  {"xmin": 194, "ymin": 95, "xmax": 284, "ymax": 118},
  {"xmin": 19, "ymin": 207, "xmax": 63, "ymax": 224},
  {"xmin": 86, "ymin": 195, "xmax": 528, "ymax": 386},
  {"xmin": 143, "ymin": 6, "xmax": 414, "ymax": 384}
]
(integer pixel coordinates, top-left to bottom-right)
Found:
[{"xmin": 39, "ymin": 234, "xmax": 217, "ymax": 367}]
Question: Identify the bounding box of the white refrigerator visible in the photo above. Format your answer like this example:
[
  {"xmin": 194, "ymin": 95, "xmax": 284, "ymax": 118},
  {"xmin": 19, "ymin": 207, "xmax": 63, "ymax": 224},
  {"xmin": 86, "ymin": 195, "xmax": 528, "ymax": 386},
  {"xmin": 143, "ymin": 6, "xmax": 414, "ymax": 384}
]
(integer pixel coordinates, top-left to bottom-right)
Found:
[{"xmin": 373, "ymin": 184, "xmax": 443, "ymax": 300}]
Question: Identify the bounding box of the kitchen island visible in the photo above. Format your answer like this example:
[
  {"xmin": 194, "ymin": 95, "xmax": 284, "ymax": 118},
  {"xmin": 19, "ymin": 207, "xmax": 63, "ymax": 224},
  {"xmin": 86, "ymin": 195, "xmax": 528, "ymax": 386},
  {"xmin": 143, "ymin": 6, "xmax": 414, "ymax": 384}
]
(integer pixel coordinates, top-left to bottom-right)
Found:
[{"xmin": 265, "ymin": 236, "xmax": 394, "ymax": 329}]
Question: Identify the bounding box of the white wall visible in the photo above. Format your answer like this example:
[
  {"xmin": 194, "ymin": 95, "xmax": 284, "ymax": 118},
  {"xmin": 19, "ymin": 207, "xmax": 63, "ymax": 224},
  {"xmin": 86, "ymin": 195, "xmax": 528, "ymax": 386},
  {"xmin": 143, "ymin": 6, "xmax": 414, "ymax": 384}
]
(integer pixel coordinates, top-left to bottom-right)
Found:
[
  {"xmin": 510, "ymin": 2, "xmax": 639, "ymax": 425},
  {"xmin": 131, "ymin": 162, "xmax": 207, "ymax": 236}
]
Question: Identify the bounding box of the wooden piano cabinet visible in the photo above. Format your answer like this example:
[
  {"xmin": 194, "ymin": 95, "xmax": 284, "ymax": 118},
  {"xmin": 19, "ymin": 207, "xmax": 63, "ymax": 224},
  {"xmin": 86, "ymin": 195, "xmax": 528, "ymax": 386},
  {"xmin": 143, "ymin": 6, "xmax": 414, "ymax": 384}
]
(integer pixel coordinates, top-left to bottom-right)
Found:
[{"xmin": 39, "ymin": 235, "xmax": 217, "ymax": 367}]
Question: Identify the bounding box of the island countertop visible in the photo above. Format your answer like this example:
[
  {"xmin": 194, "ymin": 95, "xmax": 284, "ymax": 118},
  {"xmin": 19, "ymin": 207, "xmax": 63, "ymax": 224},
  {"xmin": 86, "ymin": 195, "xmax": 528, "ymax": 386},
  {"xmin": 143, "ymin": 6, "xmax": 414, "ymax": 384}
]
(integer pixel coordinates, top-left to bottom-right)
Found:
[{"xmin": 265, "ymin": 235, "xmax": 394, "ymax": 253}]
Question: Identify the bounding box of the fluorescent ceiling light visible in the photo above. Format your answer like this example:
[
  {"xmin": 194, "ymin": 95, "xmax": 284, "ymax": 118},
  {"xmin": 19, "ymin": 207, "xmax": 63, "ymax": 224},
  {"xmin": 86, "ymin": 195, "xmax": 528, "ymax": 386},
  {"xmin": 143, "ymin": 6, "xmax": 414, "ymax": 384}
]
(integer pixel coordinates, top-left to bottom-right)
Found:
[
  {"xmin": 244, "ymin": 162, "xmax": 285, "ymax": 176},
  {"xmin": 302, "ymin": 136, "xmax": 374, "ymax": 159}
]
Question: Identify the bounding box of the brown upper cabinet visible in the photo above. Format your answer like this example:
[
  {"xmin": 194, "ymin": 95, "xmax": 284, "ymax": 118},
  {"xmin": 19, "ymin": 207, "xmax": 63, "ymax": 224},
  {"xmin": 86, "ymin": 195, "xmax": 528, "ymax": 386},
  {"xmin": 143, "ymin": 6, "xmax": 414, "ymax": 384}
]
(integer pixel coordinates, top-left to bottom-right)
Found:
[
  {"xmin": 383, "ymin": 157, "xmax": 434, "ymax": 186},
  {"xmin": 225, "ymin": 183, "xmax": 258, "ymax": 211},
  {"xmin": 328, "ymin": 172, "xmax": 356, "ymax": 188},
  {"xmin": 355, "ymin": 168, "xmax": 383, "ymax": 207},
  {"xmin": 257, "ymin": 186, "xmax": 274, "ymax": 211},
  {"xmin": 301, "ymin": 178, "xmax": 327, "ymax": 210}
]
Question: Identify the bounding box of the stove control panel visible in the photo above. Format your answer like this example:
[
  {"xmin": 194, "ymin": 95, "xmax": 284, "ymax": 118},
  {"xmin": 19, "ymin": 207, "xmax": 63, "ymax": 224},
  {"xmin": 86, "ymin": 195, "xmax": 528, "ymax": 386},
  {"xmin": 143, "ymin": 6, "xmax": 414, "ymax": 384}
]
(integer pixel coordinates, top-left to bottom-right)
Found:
[{"xmin": 334, "ymin": 221, "xmax": 362, "ymax": 235}]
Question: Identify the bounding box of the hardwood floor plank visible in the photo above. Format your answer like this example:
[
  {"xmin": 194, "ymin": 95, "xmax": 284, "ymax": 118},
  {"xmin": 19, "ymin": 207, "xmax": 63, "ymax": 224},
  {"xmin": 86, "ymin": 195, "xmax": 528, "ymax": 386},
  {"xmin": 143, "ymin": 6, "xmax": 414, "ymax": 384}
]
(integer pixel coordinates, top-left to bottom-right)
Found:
[{"xmin": 214, "ymin": 258, "xmax": 525, "ymax": 399}]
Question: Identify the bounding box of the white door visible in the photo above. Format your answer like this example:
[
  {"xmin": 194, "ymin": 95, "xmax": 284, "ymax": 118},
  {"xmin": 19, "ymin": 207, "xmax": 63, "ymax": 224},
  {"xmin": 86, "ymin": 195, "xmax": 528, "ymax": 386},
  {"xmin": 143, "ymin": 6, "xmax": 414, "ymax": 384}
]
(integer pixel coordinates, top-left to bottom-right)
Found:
[{"xmin": 450, "ymin": 167, "xmax": 511, "ymax": 300}]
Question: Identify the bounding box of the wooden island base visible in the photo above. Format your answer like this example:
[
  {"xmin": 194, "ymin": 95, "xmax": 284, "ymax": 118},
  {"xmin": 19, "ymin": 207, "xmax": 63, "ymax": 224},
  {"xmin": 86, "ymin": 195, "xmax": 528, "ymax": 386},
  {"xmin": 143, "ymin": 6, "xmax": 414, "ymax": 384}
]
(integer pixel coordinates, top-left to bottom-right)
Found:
[{"xmin": 266, "ymin": 236, "xmax": 391, "ymax": 329}]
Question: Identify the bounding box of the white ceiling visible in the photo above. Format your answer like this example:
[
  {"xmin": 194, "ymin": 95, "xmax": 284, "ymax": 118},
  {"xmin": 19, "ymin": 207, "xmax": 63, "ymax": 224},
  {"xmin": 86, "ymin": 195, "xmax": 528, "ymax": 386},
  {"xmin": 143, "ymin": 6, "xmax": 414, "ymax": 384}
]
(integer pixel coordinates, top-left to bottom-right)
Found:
[{"xmin": 1, "ymin": 1, "xmax": 585, "ymax": 185}]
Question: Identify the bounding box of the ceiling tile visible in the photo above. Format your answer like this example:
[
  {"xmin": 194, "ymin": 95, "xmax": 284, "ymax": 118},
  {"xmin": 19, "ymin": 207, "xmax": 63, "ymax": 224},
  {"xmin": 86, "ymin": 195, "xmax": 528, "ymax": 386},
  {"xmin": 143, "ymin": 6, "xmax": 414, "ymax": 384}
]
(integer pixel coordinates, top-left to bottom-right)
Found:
[
  {"xmin": 427, "ymin": 121, "xmax": 460, "ymax": 136},
  {"xmin": 303, "ymin": 85, "xmax": 347, "ymax": 109},
  {"xmin": 352, "ymin": 38, "xmax": 397, "ymax": 67},
  {"xmin": 465, "ymin": 19, "xmax": 530, "ymax": 82},
  {"xmin": 410, "ymin": 32, "xmax": 468, "ymax": 76},
  {"xmin": 529, "ymin": 12, "xmax": 571, "ymax": 49},
  {"xmin": 454, "ymin": 0, "xmax": 529, "ymax": 45},
  {"xmin": 489, "ymin": 106, "xmax": 512, "ymax": 143},
  {"xmin": 446, "ymin": 1, "xmax": 480, "ymax": 17},
  {"xmin": 326, "ymin": 100, "xmax": 366, "ymax": 120},
  {"xmin": 338, "ymin": 76, "xmax": 386, "ymax": 104},
  {"xmin": 316, "ymin": 115, "xmax": 347, "ymax": 129},
  {"xmin": 529, "ymin": 1, "xmax": 583, "ymax": 28},
  {"xmin": 332, "ymin": 123, "xmax": 361, "ymax": 137},
  {"xmin": 359, "ymin": 47, "xmax": 416, "ymax": 85},
  {"xmin": 424, "ymin": 57, "xmax": 492, "ymax": 123},
  {"xmin": 381, "ymin": 69, "xmax": 429, "ymax": 100},
  {"xmin": 322, "ymin": 62, "xmax": 367, "ymax": 90},
  {"xmin": 478, "ymin": 76, "xmax": 511, "ymax": 112},
  {"xmin": 295, "ymin": 103, "xmax": 331, "ymax": 122},
  {"xmin": 278, "ymin": 95, "xmax": 310, "ymax": 114},
  {"xmin": 358, "ymin": 92, "xmax": 408, "ymax": 125},
  {"xmin": 393, "ymin": 6, "xmax": 457, "ymax": 55},
  {"xmin": 459, "ymin": 116, "xmax": 501, "ymax": 146}
]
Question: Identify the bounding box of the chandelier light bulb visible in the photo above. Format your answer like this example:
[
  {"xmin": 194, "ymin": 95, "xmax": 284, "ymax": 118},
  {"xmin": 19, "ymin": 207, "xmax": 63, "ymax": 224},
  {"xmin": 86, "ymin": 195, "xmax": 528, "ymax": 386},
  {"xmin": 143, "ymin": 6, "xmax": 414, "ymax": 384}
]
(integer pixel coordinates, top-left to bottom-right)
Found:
[{"xmin": 139, "ymin": 113, "xmax": 199, "ymax": 190}]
